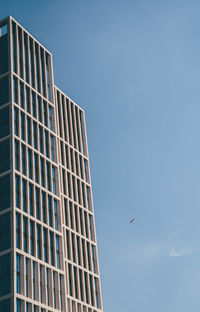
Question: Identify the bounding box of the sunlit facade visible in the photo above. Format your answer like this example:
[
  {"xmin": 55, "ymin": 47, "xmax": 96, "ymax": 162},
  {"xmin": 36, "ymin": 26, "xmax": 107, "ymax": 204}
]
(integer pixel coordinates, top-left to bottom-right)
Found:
[{"xmin": 0, "ymin": 16, "xmax": 103, "ymax": 312}]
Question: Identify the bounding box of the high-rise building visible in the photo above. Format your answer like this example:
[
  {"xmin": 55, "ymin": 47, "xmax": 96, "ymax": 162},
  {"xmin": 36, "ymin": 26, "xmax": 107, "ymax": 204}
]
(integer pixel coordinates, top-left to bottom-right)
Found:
[{"xmin": 0, "ymin": 16, "xmax": 103, "ymax": 312}]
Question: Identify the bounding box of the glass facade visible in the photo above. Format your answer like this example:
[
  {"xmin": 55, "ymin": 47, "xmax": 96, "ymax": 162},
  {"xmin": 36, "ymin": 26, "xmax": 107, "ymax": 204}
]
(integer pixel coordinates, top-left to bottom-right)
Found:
[{"xmin": 0, "ymin": 16, "xmax": 103, "ymax": 312}]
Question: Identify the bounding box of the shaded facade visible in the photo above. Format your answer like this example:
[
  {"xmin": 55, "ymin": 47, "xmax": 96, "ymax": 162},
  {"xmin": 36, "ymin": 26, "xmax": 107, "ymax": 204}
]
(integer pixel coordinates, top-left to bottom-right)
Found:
[{"xmin": 0, "ymin": 16, "xmax": 103, "ymax": 312}]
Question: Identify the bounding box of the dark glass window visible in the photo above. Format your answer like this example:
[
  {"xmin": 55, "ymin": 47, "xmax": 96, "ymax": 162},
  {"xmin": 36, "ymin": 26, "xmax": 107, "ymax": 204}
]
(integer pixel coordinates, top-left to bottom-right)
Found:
[
  {"xmin": 14, "ymin": 107, "xmax": 19, "ymax": 136},
  {"xmin": 23, "ymin": 216, "xmax": 28, "ymax": 252},
  {"xmin": 13, "ymin": 76, "xmax": 18, "ymax": 103},
  {"xmin": 43, "ymin": 228, "xmax": 48, "ymax": 263},
  {"xmin": 21, "ymin": 112, "xmax": 25, "ymax": 141},
  {"xmin": 0, "ymin": 139, "xmax": 10, "ymax": 174},
  {"xmin": 0, "ymin": 212, "xmax": 10, "ymax": 252},
  {"xmin": 0, "ymin": 106, "xmax": 9, "ymax": 138},
  {"xmin": 28, "ymin": 149, "xmax": 32, "ymax": 179},
  {"xmin": 48, "ymin": 195, "xmax": 52, "ymax": 227},
  {"xmin": 0, "ymin": 174, "xmax": 10, "ymax": 211},
  {"xmin": 22, "ymin": 179, "xmax": 27, "ymax": 212},
  {"xmin": 12, "ymin": 22, "xmax": 17, "ymax": 73},
  {"xmin": 52, "ymin": 166, "xmax": 56, "ymax": 194},
  {"xmin": 49, "ymin": 231, "xmax": 54, "ymax": 266},
  {"xmin": 15, "ymin": 139, "xmax": 19, "ymax": 171},
  {"xmin": 54, "ymin": 199, "xmax": 58, "ymax": 230},
  {"xmin": 0, "ymin": 299, "xmax": 10, "ymax": 312},
  {"xmin": 0, "ymin": 253, "xmax": 11, "ymax": 296},
  {"xmin": 35, "ymin": 187, "xmax": 40, "ymax": 219},
  {"xmin": 30, "ymin": 220, "xmax": 35, "ymax": 256},
  {"xmin": 16, "ymin": 254, "xmax": 21, "ymax": 293},
  {"xmin": 27, "ymin": 117, "xmax": 31, "ymax": 145},
  {"xmin": 56, "ymin": 235, "xmax": 60, "ymax": 269},
  {"xmin": 32, "ymin": 92, "xmax": 36, "ymax": 118},
  {"xmin": 49, "ymin": 106, "xmax": 53, "ymax": 130},
  {"xmin": 26, "ymin": 86, "xmax": 30, "ymax": 113},
  {"xmin": 29, "ymin": 183, "xmax": 33, "ymax": 216},
  {"xmin": 34, "ymin": 154, "xmax": 39, "ymax": 183},
  {"xmin": 0, "ymin": 28, "xmax": 8, "ymax": 75},
  {"xmin": 0, "ymin": 76, "xmax": 9, "ymax": 106},
  {"xmin": 20, "ymin": 81, "xmax": 24, "ymax": 108},
  {"xmin": 30, "ymin": 38, "xmax": 35, "ymax": 88},
  {"xmin": 21, "ymin": 144, "xmax": 26, "ymax": 175},
  {"xmin": 15, "ymin": 175, "xmax": 20, "ymax": 208},
  {"xmin": 16, "ymin": 212, "xmax": 21, "ymax": 249},
  {"xmin": 37, "ymin": 224, "xmax": 41, "ymax": 259},
  {"xmin": 40, "ymin": 158, "xmax": 45, "ymax": 187},
  {"xmin": 42, "ymin": 191, "xmax": 46, "ymax": 223},
  {"xmin": 16, "ymin": 299, "xmax": 21, "ymax": 312},
  {"xmin": 24, "ymin": 33, "xmax": 29, "ymax": 83},
  {"xmin": 50, "ymin": 135, "xmax": 54, "ymax": 161},
  {"xmin": 33, "ymin": 121, "xmax": 37, "ymax": 149}
]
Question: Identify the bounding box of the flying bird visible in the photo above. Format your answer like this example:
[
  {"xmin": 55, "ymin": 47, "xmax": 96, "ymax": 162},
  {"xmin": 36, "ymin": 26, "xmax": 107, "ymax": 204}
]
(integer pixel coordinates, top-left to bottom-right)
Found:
[{"xmin": 129, "ymin": 218, "xmax": 135, "ymax": 224}]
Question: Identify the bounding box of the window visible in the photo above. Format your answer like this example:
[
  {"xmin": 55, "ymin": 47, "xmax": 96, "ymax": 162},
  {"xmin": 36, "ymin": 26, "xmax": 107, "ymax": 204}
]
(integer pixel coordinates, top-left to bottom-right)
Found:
[
  {"xmin": 38, "ymin": 96, "xmax": 42, "ymax": 122},
  {"xmin": 0, "ymin": 299, "xmax": 10, "ymax": 312},
  {"xmin": 52, "ymin": 166, "xmax": 56, "ymax": 194},
  {"xmin": 30, "ymin": 220, "xmax": 35, "ymax": 256},
  {"xmin": 14, "ymin": 107, "xmax": 19, "ymax": 136},
  {"xmin": 22, "ymin": 179, "xmax": 27, "ymax": 212},
  {"xmin": 0, "ymin": 23, "xmax": 8, "ymax": 75},
  {"xmin": 32, "ymin": 262, "xmax": 36, "ymax": 300},
  {"xmin": 56, "ymin": 235, "xmax": 60, "ymax": 269},
  {"xmin": 53, "ymin": 271, "xmax": 56, "ymax": 308},
  {"xmin": 49, "ymin": 106, "xmax": 53, "ymax": 130},
  {"xmin": 40, "ymin": 158, "xmax": 45, "ymax": 187},
  {"xmin": 35, "ymin": 187, "xmax": 40, "ymax": 219},
  {"xmin": 27, "ymin": 117, "xmax": 31, "ymax": 145},
  {"xmin": 16, "ymin": 213, "xmax": 21, "ymax": 249},
  {"xmin": 25, "ymin": 258, "xmax": 29, "ymax": 297},
  {"xmin": 16, "ymin": 299, "xmax": 21, "ymax": 312},
  {"xmin": 54, "ymin": 199, "xmax": 58, "ymax": 230},
  {"xmin": 0, "ymin": 106, "xmax": 9, "ymax": 139},
  {"xmin": 13, "ymin": 76, "xmax": 18, "ymax": 103},
  {"xmin": 43, "ymin": 101, "xmax": 47, "ymax": 126},
  {"xmin": 16, "ymin": 254, "xmax": 21, "ymax": 293},
  {"xmin": 23, "ymin": 216, "xmax": 28, "ymax": 252},
  {"xmin": 33, "ymin": 122, "xmax": 37, "ymax": 149},
  {"xmin": 21, "ymin": 112, "xmax": 25, "ymax": 141},
  {"xmin": 45, "ymin": 130, "xmax": 49, "ymax": 158},
  {"xmin": 0, "ymin": 253, "xmax": 10, "ymax": 296},
  {"xmin": 28, "ymin": 149, "xmax": 32, "ymax": 179},
  {"xmin": 29, "ymin": 183, "xmax": 33, "ymax": 216},
  {"xmin": 24, "ymin": 33, "xmax": 29, "ymax": 83},
  {"xmin": 50, "ymin": 135, "xmax": 54, "ymax": 161},
  {"xmin": 0, "ymin": 76, "xmax": 9, "ymax": 106},
  {"xmin": 39, "ymin": 126, "xmax": 43, "ymax": 153},
  {"xmin": 32, "ymin": 92, "xmax": 36, "ymax": 118},
  {"xmin": 20, "ymin": 81, "xmax": 24, "ymax": 108},
  {"xmin": 50, "ymin": 231, "xmax": 54, "ymax": 266},
  {"xmin": 42, "ymin": 192, "xmax": 46, "ymax": 223},
  {"xmin": 43, "ymin": 228, "xmax": 48, "ymax": 263},
  {"xmin": 37, "ymin": 224, "xmax": 41, "ymax": 259},
  {"xmin": 40, "ymin": 265, "xmax": 43, "ymax": 302},
  {"xmin": 26, "ymin": 86, "xmax": 30, "ymax": 113},
  {"xmin": 15, "ymin": 175, "xmax": 20, "ymax": 208},
  {"xmin": 0, "ymin": 212, "xmax": 10, "ymax": 252},
  {"xmin": 46, "ymin": 162, "xmax": 51, "ymax": 191},
  {"xmin": 21, "ymin": 143, "xmax": 26, "ymax": 175},
  {"xmin": 0, "ymin": 139, "xmax": 10, "ymax": 174},
  {"xmin": 34, "ymin": 154, "xmax": 39, "ymax": 183}
]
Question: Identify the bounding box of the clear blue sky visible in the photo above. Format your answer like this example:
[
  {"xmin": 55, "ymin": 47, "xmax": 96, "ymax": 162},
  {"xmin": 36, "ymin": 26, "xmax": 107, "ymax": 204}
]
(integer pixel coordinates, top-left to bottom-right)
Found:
[{"xmin": 2, "ymin": 0, "xmax": 200, "ymax": 311}]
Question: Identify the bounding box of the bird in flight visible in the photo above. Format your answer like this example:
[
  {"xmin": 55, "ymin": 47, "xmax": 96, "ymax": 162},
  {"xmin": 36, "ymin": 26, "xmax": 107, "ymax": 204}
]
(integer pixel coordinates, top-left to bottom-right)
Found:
[{"xmin": 129, "ymin": 218, "xmax": 135, "ymax": 224}]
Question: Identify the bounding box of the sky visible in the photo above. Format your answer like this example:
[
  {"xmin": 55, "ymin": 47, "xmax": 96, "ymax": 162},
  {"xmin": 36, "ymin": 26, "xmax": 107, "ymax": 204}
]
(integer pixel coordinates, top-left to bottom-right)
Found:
[{"xmin": 2, "ymin": 0, "xmax": 200, "ymax": 311}]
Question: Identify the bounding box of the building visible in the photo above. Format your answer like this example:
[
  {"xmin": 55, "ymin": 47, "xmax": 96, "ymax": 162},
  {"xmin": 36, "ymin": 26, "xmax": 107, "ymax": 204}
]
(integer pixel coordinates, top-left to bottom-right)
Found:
[{"xmin": 0, "ymin": 16, "xmax": 103, "ymax": 312}]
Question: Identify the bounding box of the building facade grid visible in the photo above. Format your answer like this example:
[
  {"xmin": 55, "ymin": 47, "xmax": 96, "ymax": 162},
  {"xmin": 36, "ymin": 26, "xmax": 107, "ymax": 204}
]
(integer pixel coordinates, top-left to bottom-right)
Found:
[{"xmin": 0, "ymin": 16, "xmax": 103, "ymax": 312}]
